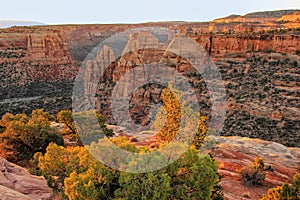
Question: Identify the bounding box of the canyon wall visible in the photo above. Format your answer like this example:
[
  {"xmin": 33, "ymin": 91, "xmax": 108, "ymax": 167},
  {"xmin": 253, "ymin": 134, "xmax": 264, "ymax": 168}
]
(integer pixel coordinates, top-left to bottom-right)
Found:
[
  {"xmin": 0, "ymin": 27, "xmax": 78, "ymax": 114},
  {"xmin": 195, "ymin": 33, "xmax": 300, "ymax": 59},
  {"xmin": 79, "ymin": 30, "xmax": 300, "ymax": 147},
  {"xmin": 0, "ymin": 10, "xmax": 299, "ymax": 146},
  {"xmin": 0, "ymin": 27, "xmax": 74, "ymax": 84}
]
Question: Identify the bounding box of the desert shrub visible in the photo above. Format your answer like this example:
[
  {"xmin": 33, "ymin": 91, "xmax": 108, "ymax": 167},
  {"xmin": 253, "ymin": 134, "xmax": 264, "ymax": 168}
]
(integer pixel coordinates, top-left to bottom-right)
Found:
[
  {"xmin": 37, "ymin": 138, "xmax": 222, "ymax": 200},
  {"xmin": 29, "ymin": 152, "xmax": 43, "ymax": 176},
  {"xmin": 241, "ymin": 167, "xmax": 266, "ymax": 186},
  {"xmin": 115, "ymin": 171, "xmax": 171, "ymax": 200},
  {"xmin": 96, "ymin": 112, "xmax": 114, "ymax": 137},
  {"xmin": 0, "ymin": 109, "xmax": 63, "ymax": 164},
  {"xmin": 57, "ymin": 110, "xmax": 114, "ymax": 145},
  {"xmin": 240, "ymin": 156, "xmax": 266, "ymax": 186},
  {"xmin": 113, "ymin": 147, "xmax": 220, "ymax": 200},
  {"xmin": 57, "ymin": 110, "xmax": 77, "ymax": 135},
  {"xmin": 260, "ymin": 170, "xmax": 300, "ymax": 200},
  {"xmin": 64, "ymin": 160, "xmax": 119, "ymax": 200},
  {"xmin": 152, "ymin": 85, "xmax": 181, "ymax": 142},
  {"xmin": 38, "ymin": 143, "xmax": 83, "ymax": 191}
]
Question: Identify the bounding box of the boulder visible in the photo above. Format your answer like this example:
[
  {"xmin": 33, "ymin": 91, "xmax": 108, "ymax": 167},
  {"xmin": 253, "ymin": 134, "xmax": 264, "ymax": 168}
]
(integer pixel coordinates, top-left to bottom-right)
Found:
[{"xmin": 0, "ymin": 157, "xmax": 52, "ymax": 200}]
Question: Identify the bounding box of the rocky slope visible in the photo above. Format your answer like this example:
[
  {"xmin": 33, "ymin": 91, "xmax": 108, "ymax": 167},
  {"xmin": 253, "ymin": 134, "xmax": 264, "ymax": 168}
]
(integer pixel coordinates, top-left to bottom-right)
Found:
[
  {"xmin": 0, "ymin": 185, "xmax": 32, "ymax": 200},
  {"xmin": 0, "ymin": 10, "xmax": 299, "ymax": 147},
  {"xmin": 0, "ymin": 156, "xmax": 52, "ymax": 200},
  {"xmin": 212, "ymin": 136, "xmax": 300, "ymax": 200}
]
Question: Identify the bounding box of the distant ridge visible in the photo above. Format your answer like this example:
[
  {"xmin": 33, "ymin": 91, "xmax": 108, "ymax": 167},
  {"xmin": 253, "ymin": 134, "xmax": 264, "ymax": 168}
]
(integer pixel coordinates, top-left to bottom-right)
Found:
[
  {"xmin": 213, "ymin": 9, "xmax": 300, "ymax": 23},
  {"xmin": 223, "ymin": 14, "xmax": 241, "ymax": 19},
  {"xmin": 0, "ymin": 20, "xmax": 46, "ymax": 28},
  {"xmin": 244, "ymin": 9, "xmax": 300, "ymax": 18}
]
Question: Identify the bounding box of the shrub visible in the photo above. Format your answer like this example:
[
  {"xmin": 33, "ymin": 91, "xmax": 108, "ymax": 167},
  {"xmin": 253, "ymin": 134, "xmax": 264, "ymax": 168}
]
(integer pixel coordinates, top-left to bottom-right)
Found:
[
  {"xmin": 38, "ymin": 138, "xmax": 222, "ymax": 200},
  {"xmin": 240, "ymin": 167, "xmax": 266, "ymax": 186},
  {"xmin": 0, "ymin": 109, "xmax": 63, "ymax": 164},
  {"xmin": 114, "ymin": 148, "xmax": 220, "ymax": 200},
  {"xmin": 240, "ymin": 156, "xmax": 266, "ymax": 186},
  {"xmin": 57, "ymin": 110, "xmax": 77, "ymax": 135},
  {"xmin": 260, "ymin": 170, "xmax": 300, "ymax": 200},
  {"xmin": 57, "ymin": 110, "xmax": 114, "ymax": 146}
]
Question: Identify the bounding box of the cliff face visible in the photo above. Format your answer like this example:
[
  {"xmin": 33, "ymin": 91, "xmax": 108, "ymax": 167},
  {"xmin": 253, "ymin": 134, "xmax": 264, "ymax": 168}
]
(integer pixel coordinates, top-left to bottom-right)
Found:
[
  {"xmin": 80, "ymin": 29, "xmax": 300, "ymax": 147},
  {"xmin": 0, "ymin": 28, "xmax": 77, "ymax": 100},
  {"xmin": 0, "ymin": 27, "xmax": 78, "ymax": 115},
  {"xmin": 82, "ymin": 31, "xmax": 168, "ymax": 128},
  {"xmin": 195, "ymin": 33, "xmax": 300, "ymax": 59},
  {"xmin": 0, "ymin": 27, "xmax": 74, "ymax": 83}
]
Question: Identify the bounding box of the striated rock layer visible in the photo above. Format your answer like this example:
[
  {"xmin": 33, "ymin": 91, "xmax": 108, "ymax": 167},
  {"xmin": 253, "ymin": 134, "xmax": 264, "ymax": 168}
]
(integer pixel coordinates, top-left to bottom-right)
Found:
[
  {"xmin": 0, "ymin": 156, "xmax": 52, "ymax": 200},
  {"xmin": 0, "ymin": 185, "xmax": 32, "ymax": 200},
  {"xmin": 0, "ymin": 27, "xmax": 78, "ymax": 115},
  {"xmin": 212, "ymin": 136, "xmax": 300, "ymax": 200}
]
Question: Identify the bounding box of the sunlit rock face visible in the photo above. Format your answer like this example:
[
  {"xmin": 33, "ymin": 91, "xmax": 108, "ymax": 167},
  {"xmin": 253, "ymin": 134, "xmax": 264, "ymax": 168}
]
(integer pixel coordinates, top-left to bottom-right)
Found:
[
  {"xmin": 0, "ymin": 156, "xmax": 53, "ymax": 200},
  {"xmin": 212, "ymin": 136, "xmax": 300, "ymax": 200}
]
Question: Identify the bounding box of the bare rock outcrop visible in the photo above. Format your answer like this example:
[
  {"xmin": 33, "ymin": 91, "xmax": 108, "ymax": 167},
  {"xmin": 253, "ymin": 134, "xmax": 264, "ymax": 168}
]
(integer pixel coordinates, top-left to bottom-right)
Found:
[
  {"xmin": 0, "ymin": 157, "xmax": 52, "ymax": 200},
  {"xmin": 0, "ymin": 185, "xmax": 32, "ymax": 200},
  {"xmin": 212, "ymin": 136, "xmax": 300, "ymax": 200}
]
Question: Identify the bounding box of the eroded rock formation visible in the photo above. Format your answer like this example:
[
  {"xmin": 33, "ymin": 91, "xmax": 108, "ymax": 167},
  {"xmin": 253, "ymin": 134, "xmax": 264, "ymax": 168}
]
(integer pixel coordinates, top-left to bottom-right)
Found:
[
  {"xmin": 0, "ymin": 156, "xmax": 52, "ymax": 200},
  {"xmin": 212, "ymin": 136, "xmax": 300, "ymax": 200}
]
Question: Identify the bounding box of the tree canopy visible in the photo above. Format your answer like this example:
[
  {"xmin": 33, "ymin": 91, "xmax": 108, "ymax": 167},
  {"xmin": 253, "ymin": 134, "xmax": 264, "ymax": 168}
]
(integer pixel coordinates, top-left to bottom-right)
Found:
[
  {"xmin": 37, "ymin": 140, "xmax": 221, "ymax": 200},
  {"xmin": 0, "ymin": 109, "xmax": 63, "ymax": 163},
  {"xmin": 57, "ymin": 110, "xmax": 114, "ymax": 145},
  {"xmin": 152, "ymin": 84, "xmax": 207, "ymax": 149},
  {"xmin": 260, "ymin": 169, "xmax": 300, "ymax": 200}
]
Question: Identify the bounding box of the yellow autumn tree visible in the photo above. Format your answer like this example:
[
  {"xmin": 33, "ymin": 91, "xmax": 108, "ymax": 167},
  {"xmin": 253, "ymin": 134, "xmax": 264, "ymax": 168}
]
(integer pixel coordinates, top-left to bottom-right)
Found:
[
  {"xmin": 0, "ymin": 110, "xmax": 63, "ymax": 163},
  {"xmin": 151, "ymin": 83, "xmax": 207, "ymax": 149},
  {"xmin": 260, "ymin": 169, "xmax": 300, "ymax": 200}
]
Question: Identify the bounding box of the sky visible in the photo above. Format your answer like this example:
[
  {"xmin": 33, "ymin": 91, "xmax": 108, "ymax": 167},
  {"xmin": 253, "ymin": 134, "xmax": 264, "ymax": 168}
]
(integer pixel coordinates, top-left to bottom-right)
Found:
[{"xmin": 1, "ymin": 0, "xmax": 300, "ymax": 24}]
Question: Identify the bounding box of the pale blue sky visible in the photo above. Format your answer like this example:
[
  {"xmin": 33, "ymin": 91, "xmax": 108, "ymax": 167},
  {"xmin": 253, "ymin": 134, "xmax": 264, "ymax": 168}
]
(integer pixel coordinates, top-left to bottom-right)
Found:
[{"xmin": 1, "ymin": 0, "xmax": 300, "ymax": 24}]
